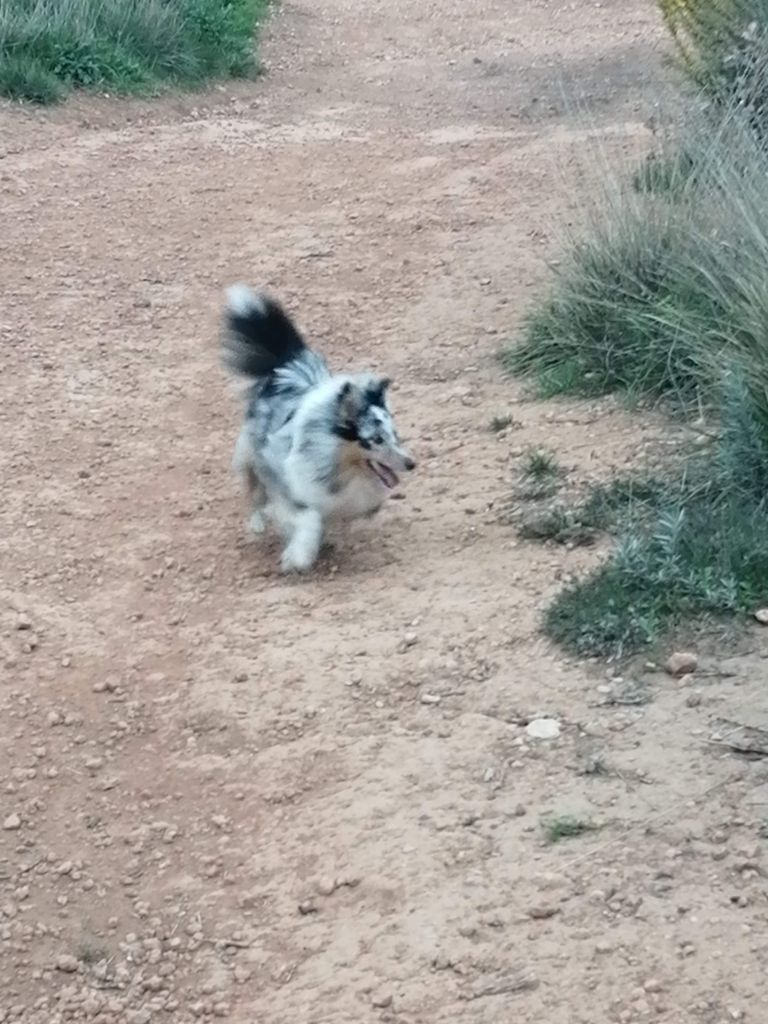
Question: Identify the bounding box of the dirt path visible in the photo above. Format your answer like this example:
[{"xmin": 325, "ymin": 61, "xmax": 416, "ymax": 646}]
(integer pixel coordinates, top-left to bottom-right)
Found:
[{"xmin": 2, "ymin": 1, "xmax": 768, "ymax": 1022}]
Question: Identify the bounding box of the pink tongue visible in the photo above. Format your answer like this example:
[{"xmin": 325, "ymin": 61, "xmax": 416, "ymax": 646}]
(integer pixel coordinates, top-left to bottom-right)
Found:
[{"xmin": 372, "ymin": 463, "xmax": 398, "ymax": 488}]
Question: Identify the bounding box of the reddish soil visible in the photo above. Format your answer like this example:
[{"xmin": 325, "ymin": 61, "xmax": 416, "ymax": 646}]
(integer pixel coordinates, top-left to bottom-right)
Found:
[{"xmin": 1, "ymin": 1, "xmax": 767, "ymax": 1022}]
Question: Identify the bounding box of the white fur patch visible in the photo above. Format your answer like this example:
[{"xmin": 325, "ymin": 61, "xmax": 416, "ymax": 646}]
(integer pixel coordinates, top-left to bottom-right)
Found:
[{"xmin": 226, "ymin": 284, "xmax": 266, "ymax": 317}]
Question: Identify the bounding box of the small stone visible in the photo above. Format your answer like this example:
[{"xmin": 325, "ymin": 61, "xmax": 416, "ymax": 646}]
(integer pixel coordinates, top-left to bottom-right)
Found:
[
  {"xmin": 16, "ymin": 614, "xmax": 32, "ymax": 631},
  {"xmin": 316, "ymin": 877, "xmax": 336, "ymax": 897},
  {"xmin": 644, "ymin": 978, "xmax": 663, "ymax": 993},
  {"xmin": 525, "ymin": 718, "xmax": 561, "ymax": 740},
  {"xmin": 528, "ymin": 904, "xmax": 559, "ymax": 919},
  {"xmin": 664, "ymin": 652, "xmax": 698, "ymax": 677},
  {"xmin": 2, "ymin": 813, "xmax": 21, "ymax": 831},
  {"xmin": 47, "ymin": 710, "xmax": 63, "ymax": 727},
  {"xmin": 372, "ymin": 992, "xmax": 393, "ymax": 1008},
  {"xmin": 298, "ymin": 900, "xmax": 317, "ymax": 915},
  {"xmin": 233, "ymin": 965, "xmax": 252, "ymax": 984},
  {"xmin": 420, "ymin": 693, "xmax": 441, "ymax": 705},
  {"xmin": 754, "ymin": 608, "xmax": 768, "ymax": 625},
  {"xmin": 55, "ymin": 954, "xmax": 79, "ymax": 973},
  {"xmin": 686, "ymin": 693, "xmax": 703, "ymax": 708}
]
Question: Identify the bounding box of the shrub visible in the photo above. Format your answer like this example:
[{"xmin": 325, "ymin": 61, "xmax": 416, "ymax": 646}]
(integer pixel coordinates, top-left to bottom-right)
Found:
[
  {"xmin": 658, "ymin": 0, "xmax": 768, "ymax": 127},
  {"xmin": 0, "ymin": 0, "xmax": 269, "ymax": 103},
  {"xmin": 507, "ymin": 113, "xmax": 768, "ymax": 658}
]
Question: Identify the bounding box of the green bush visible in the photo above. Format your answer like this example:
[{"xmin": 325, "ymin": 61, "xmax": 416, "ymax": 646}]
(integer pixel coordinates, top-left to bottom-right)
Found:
[
  {"xmin": 508, "ymin": 116, "xmax": 768, "ymax": 658},
  {"xmin": 0, "ymin": 0, "xmax": 269, "ymax": 103},
  {"xmin": 658, "ymin": 0, "xmax": 768, "ymax": 128}
]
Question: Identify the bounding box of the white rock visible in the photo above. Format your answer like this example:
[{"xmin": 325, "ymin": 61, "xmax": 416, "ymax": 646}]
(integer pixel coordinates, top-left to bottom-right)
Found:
[{"xmin": 526, "ymin": 718, "xmax": 561, "ymax": 740}]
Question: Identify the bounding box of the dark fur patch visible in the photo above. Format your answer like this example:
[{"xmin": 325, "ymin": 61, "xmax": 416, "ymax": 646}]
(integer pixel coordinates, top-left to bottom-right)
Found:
[
  {"xmin": 364, "ymin": 383, "xmax": 387, "ymax": 409},
  {"xmin": 223, "ymin": 294, "xmax": 306, "ymax": 379}
]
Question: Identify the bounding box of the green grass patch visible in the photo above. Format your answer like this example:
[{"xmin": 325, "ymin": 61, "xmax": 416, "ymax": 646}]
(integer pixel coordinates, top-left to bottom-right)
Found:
[
  {"xmin": 542, "ymin": 814, "xmax": 599, "ymax": 844},
  {"xmin": 522, "ymin": 448, "xmax": 561, "ymax": 482},
  {"xmin": 0, "ymin": 0, "xmax": 269, "ymax": 103},
  {"xmin": 506, "ymin": 106, "xmax": 768, "ymax": 659}
]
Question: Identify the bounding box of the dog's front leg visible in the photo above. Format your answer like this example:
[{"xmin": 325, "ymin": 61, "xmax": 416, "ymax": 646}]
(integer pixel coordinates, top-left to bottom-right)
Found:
[{"xmin": 281, "ymin": 508, "xmax": 324, "ymax": 574}]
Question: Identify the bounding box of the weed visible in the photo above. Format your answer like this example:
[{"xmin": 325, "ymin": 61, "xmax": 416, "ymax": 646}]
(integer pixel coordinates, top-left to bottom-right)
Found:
[
  {"xmin": 0, "ymin": 0, "xmax": 269, "ymax": 103},
  {"xmin": 489, "ymin": 413, "xmax": 516, "ymax": 433},
  {"xmin": 632, "ymin": 148, "xmax": 698, "ymax": 197},
  {"xmin": 76, "ymin": 938, "xmax": 107, "ymax": 965},
  {"xmin": 542, "ymin": 814, "xmax": 599, "ymax": 844},
  {"xmin": 577, "ymin": 753, "xmax": 611, "ymax": 776},
  {"xmin": 522, "ymin": 448, "xmax": 561, "ymax": 482}
]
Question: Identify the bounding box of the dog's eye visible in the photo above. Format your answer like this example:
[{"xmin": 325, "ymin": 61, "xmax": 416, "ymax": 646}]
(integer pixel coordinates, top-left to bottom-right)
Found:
[{"xmin": 371, "ymin": 434, "xmax": 384, "ymax": 445}]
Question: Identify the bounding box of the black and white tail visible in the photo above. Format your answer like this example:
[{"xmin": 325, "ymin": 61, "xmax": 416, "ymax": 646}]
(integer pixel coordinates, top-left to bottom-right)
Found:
[{"xmin": 222, "ymin": 286, "xmax": 307, "ymax": 380}]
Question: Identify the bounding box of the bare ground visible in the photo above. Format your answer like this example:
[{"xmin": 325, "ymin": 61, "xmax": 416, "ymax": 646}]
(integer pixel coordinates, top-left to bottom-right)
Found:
[{"xmin": 2, "ymin": 1, "xmax": 768, "ymax": 1022}]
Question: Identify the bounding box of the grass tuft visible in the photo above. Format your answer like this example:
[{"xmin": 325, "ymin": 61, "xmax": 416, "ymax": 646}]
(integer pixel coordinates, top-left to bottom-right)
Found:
[
  {"xmin": 542, "ymin": 814, "xmax": 599, "ymax": 844},
  {"xmin": 506, "ymin": 101, "xmax": 768, "ymax": 659},
  {"xmin": 0, "ymin": 0, "xmax": 269, "ymax": 104}
]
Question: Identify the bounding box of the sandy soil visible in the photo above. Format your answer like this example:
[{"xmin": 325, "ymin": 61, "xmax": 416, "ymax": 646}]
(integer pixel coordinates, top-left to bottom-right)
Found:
[{"xmin": 2, "ymin": 1, "xmax": 768, "ymax": 1022}]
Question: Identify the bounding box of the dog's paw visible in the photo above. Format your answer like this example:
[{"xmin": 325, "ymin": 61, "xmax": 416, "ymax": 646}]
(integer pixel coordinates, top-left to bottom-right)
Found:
[
  {"xmin": 248, "ymin": 511, "xmax": 267, "ymax": 535},
  {"xmin": 280, "ymin": 547, "xmax": 316, "ymax": 574}
]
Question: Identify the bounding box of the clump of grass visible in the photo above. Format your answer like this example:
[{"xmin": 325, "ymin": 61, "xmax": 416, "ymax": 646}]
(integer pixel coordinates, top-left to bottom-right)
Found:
[
  {"xmin": 658, "ymin": 0, "xmax": 768, "ymax": 131},
  {"xmin": 76, "ymin": 938, "xmax": 107, "ymax": 965},
  {"xmin": 507, "ymin": 107, "xmax": 768, "ymax": 659},
  {"xmin": 522, "ymin": 448, "xmax": 561, "ymax": 482},
  {"xmin": 0, "ymin": 0, "xmax": 269, "ymax": 104},
  {"xmin": 504, "ymin": 167, "xmax": 721, "ymax": 408},
  {"xmin": 489, "ymin": 413, "xmax": 517, "ymax": 433},
  {"xmin": 516, "ymin": 472, "xmax": 666, "ymax": 546},
  {"xmin": 577, "ymin": 753, "xmax": 611, "ymax": 777},
  {"xmin": 542, "ymin": 814, "xmax": 599, "ymax": 844},
  {"xmin": 632, "ymin": 148, "xmax": 698, "ymax": 196}
]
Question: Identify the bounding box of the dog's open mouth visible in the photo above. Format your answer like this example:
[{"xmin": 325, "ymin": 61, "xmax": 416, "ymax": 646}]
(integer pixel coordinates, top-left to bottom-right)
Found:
[{"xmin": 367, "ymin": 460, "xmax": 399, "ymax": 489}]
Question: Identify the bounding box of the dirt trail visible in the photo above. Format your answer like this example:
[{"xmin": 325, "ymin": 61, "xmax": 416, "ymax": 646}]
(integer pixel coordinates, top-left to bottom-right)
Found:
[{"xmin": 2, "ymin": 1, "xmax": 768, "ymax": 1022}]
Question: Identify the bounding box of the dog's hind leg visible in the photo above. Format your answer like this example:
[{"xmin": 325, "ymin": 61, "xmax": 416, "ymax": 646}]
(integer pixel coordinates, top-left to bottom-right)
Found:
[
  {"xmin": 280, "ymin": 508, "xmax": 324, "ymax": 573},
  {"xmin": 244, "ymin": 466, "xmax": 268, "ymax": 535},
  {"xmin": 233, "ymin": 430, "xmax": 268, "ymax": 535}
]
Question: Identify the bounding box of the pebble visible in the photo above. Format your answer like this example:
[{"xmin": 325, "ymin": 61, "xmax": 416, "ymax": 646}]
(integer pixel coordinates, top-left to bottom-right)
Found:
[
  {"xmin": 525, "ymin": 718, "xmax": 561, "ymax": 740},
  {"xmin": 754, "ymin": 608, "xmax": 768, "ymax": 625},
  {"xmin": 2, "ymin": 813, "xmax": 21, "ymax": 831},
  {"xmin": 664, "ymin": 651, "xmax": 698, "ymax": 677},
  {"xmin": 55, "ymin": 954, "xmax": 79, "ymax": 973},
  {"xmin": 371, "ymin": 992, "xmax": 393, "ymax": 1008},
  {"xmin": 420, "ymin": 693, "xmax": 441, "ymax": 705},
  {"xmin": 527, "ymin": 903, "xmax": 559, "ymax": 919}
]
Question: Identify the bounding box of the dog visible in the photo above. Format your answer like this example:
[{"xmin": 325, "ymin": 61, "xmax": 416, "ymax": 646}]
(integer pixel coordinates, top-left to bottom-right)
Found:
[{"xmin": 221, "ymin": 285, "xmax": 415, "ymax": 573}]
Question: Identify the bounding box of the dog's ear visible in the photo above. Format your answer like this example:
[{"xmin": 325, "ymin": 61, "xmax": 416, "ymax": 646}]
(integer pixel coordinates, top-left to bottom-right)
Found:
[
  {"xmin": 379, "ymin": 376, "xmax": 391, "ymax": 392},
  {"xmin": 336, "ymin": 381, "xmax": 364, "ymax": 421}
]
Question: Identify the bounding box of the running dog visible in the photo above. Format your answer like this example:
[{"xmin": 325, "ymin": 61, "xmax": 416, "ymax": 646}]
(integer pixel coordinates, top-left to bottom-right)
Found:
[{"xmin": 221, "ymin": 285, "xmax": 415, "ymax": 573}]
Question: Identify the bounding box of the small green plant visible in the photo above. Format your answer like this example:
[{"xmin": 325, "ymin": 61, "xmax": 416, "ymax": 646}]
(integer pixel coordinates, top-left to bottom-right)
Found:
[
  {"xmin": 577, "ymin": 754, "xmax": 611, "ymax": 777},
  {"xmin": 76, "ymin": 938, "xmax": 107, "ymax": 965},
  {"xmin": 522, "ymin": 448, "xmax": 561, "ymax": 482},
  {"xmin": 489, "ymin": 413, "xmax": 516, "ymax": 433},
  {"xmin": 542, "ymin": 814, "xmax": 599, "ymax": 844},
  {"xmin": 0, "ymin": 0, "xmax": 270, "ymax": 104}
]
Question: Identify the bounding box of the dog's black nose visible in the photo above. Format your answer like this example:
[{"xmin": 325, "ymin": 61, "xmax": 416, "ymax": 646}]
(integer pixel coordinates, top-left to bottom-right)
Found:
[{"xmin": 404, "ymin": 457, "xmax": 416, "ymax": 471}]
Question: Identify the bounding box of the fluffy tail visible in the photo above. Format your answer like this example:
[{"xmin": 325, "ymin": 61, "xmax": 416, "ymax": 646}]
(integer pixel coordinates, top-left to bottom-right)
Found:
[{"xmin": 221, "ymin": 285, "xmax": 306, "ymax": 380}]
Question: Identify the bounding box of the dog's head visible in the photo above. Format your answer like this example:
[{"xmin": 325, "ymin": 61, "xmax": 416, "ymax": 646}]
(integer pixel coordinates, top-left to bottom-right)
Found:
[{"xmin": 334, "ymin": 376, "xmax": 415, "ymax": 489}]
